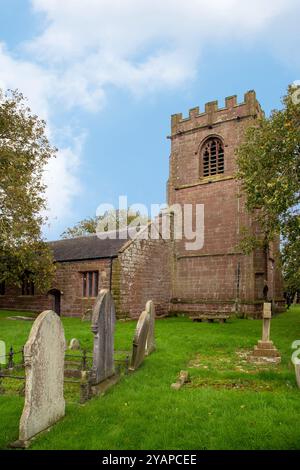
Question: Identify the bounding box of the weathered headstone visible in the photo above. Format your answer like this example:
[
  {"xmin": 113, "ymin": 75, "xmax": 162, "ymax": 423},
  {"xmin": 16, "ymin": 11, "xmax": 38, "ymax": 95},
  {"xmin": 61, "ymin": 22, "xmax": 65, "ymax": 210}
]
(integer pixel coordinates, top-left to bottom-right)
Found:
[
  {"xmin": 129, "ymin": 310, "xmax": 150, "ymax": 371},
  {"xmin": 81, "ymin": 308, "xmax": 92, "ymax": 322},
  {"xmin": 69, "ymin": 338, "xmax": 81, "ymax": 350},
  {"xmin": 248, "ymin": 302, "xmax": 281, "ymax": 364},
  {"xmin": 90, "ymin": 289, "xmax": 116, "ymax": 384},
  {"xmin": 145, "ymin": 300, "xmax": 156, "ymax": 356},
  {"xmin": 171, "ymin": 370, "xmax": 189, "ymax": 390},
  {"xmin": 18, "ymin": 310, "xmax": 65, "ymax": 444}
]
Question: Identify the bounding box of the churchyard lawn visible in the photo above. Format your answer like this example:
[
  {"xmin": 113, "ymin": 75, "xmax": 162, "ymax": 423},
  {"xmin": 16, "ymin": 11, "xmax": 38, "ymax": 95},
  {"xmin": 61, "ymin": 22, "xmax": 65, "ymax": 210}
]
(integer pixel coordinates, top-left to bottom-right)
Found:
[{"xmin": 0, "ymin": 306, "xmax": 300, "ymax": 450}]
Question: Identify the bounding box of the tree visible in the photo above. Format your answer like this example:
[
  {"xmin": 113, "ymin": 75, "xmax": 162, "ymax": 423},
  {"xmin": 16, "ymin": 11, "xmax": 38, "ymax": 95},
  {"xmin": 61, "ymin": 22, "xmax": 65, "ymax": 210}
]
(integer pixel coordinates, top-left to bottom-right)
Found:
[
  {"xmin": 0, "ymin": 89, "xmax": 56, "ymax": 291},
  {"xmin": 61, "ymin": 209, "xmax": 149, "ymax": 238},
  {"xmin": 281, "ymin": 216, "xmax": 300, "ymax": 294},
  {"xmin": 236, "ymin": 84, "xmax": 300, "ymax": 292}
]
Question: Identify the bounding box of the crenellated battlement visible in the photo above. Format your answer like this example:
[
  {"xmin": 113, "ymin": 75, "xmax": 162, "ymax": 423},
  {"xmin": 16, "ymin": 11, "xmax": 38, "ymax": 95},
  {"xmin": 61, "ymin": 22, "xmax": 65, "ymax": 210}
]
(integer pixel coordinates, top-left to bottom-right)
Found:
[{"xmin": 171, "ymin": 90, "xmax": 264, "ymax": 135}]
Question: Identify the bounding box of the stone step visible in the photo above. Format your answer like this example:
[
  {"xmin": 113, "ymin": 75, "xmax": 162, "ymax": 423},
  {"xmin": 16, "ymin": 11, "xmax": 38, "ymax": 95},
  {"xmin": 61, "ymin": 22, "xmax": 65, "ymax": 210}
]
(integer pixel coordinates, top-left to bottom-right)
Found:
[
  {"xmin": 257, "ymin": 340, "xmax": 275, "ymax": 349},
  {"xmin": 252, "ymin": 346, "xmax": 281, "ymax": 358},
  {"xmin": 248, "ymin": 355, "xmax": 281, "ymax": 364}
]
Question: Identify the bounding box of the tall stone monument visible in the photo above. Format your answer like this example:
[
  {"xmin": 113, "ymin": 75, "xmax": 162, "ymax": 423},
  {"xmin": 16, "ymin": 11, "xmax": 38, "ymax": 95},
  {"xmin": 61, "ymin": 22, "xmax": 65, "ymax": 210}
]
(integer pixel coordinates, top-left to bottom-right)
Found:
[
  {"xmin": 18, "ymin": 310, "xmax": 66, "ymax": 444},
  {"xmin": 248, "ymin": 302, "xmax": 281, "ymax": 364},
  {"xmin": 145, "ymin": 300, "xmax": 156, "ymax": 356},
  {"xmin": 129, "ymin": 310, "xmax": 150, "ymax": 371},
  {"xmin": 91, "ymin": 289, "xmax": 116, "ymax": 384}
]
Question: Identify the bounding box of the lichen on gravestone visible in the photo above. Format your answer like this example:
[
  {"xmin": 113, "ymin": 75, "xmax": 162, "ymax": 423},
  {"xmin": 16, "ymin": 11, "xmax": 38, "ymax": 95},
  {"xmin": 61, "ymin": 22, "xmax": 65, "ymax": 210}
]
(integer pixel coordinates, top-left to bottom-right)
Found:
[
  {"xmin": 129, "ymin": 310, "xmax": 151, "ymax": 371},
  {"xmin": 18, "ymin": 310, "xmax": 65, "ymax": 444},
  {"xmin": 90, "ymin": 289, "xmax": 116, "ymax": 385}
]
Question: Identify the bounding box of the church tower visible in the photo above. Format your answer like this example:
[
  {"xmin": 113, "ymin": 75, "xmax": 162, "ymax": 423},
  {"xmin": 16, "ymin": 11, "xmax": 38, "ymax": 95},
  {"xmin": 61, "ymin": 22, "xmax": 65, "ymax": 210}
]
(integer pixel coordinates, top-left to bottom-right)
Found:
[{"xmin": 168, "ymin": 91, "xmax": 284, "ymax": 318}]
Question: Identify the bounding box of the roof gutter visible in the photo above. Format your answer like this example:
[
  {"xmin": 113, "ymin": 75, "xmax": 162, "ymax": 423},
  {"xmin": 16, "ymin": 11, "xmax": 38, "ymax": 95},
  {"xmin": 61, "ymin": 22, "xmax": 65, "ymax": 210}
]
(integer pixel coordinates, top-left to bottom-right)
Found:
[{"xmin": 53, "ymin": 255, "xmax": 118, "ymax": 264}]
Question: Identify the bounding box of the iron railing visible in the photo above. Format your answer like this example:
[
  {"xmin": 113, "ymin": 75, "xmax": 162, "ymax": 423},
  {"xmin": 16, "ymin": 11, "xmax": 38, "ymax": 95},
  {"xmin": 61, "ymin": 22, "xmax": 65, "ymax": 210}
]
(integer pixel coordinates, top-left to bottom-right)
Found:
[{"xmin": 0, "ymin": 345, "xmax": 131, "ymax": 403}]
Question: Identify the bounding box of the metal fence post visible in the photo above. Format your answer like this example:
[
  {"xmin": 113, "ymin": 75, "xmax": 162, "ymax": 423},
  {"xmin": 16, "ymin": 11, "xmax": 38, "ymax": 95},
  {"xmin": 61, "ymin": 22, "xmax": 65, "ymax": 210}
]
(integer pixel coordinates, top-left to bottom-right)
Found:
[
  {"xmin": 81, "ymin": 349, "xmax": 87, "ymax": 371},
  {"xmin": 8, "ymin": 346, "xmax": 14, "ymax": 370},
  {"xmin": 21, "ymin": 346, "xmax": 25, "ymax": 366}
]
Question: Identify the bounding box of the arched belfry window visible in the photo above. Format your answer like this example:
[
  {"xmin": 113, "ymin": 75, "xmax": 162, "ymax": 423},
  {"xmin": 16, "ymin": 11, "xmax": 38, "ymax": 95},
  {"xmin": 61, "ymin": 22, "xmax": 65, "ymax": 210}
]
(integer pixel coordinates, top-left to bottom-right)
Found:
[{"xmin": 201, "ymin": 137, "xmax": 224, "ymax": 177}]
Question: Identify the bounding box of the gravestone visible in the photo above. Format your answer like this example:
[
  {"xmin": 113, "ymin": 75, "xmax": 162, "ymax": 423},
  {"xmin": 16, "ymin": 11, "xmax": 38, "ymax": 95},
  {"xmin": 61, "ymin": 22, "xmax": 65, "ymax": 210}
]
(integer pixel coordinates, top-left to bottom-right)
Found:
[
  {"xmin": 81, "ymin": 308, "xmax": 92, "ymax": 322},
  {"xmin": 145, "ymin": 300, "xmax": 156, "ymax": 356},
  {"xmin": 171, "ymin": 370, "xmax": 189, "ymax": 390},
  {"xmin": 90, "ymin": 289, "xmax": 116, "ymax": 384},
  {"xmin": 129, "ymin": 310, "xmax": 150, "ymax": 371},
  {"xmin": 262, "ymin": 302, "xmax": 272, "ymax": 341},
  {"xmin": 248, "ymin": 302, "xmax": 281, "ymax": 364},
  {"xmin": 18, "ymin": 310, "xmax": 65, "ymax": 444},
  {"xmin": 69, "ymin": 338, "xmax": 81, "ymax": 350}
]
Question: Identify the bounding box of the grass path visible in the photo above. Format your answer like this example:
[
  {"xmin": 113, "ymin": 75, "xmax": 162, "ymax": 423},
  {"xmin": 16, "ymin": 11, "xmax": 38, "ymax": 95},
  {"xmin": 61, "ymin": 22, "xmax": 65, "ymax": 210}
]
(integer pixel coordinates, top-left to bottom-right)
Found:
[{"xmin": 0, "ymin": 307, "xmax": 300, "ymax": 450}]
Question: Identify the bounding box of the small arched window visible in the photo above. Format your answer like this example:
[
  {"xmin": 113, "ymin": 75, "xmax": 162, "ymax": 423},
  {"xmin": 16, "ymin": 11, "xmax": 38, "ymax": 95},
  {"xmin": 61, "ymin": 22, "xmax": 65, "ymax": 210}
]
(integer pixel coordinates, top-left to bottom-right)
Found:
[{"xmin": 201, "ymin": 137, "xmax": 224, "ymax": 177}]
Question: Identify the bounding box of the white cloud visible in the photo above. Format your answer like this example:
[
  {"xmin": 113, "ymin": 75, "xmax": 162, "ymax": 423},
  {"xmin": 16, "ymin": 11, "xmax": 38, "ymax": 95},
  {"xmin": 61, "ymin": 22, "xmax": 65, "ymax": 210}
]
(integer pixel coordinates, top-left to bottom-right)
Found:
[
  {"xmin": 1, "ymin": 0, "xmax": 299, "ymax": 237},
  {"xmin": 0, "ymin": 42, "xmax": 52, "ymax": 121},
  {"xmin": 26, "ymin": 0, "xmax": 299, "ymax": 108},
  {"xmin": 29, "ymin": 0, "xmax": 293, "ymax": 60},
  {"xmin": 0, "ymin": 43, "xmax": 82, "ymax": 232},
  {"xmin": 42, "ymin": 135, "xmax": 84, "ymax": 222}
]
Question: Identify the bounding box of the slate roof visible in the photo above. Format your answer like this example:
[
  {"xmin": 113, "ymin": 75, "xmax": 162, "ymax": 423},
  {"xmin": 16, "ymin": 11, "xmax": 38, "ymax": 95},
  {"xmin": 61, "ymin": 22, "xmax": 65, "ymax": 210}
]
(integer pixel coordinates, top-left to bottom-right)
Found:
[{"xmin": 48, "ymin": 235, "xmax": 127, "ymax": 262}]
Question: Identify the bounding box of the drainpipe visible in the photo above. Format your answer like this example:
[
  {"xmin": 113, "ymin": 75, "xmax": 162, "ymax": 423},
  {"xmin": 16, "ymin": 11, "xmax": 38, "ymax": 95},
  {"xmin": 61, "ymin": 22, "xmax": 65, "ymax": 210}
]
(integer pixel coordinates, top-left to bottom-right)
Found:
[{"xmin": 109, "ymin": 256, "xmax": 117, "ymax": 292}]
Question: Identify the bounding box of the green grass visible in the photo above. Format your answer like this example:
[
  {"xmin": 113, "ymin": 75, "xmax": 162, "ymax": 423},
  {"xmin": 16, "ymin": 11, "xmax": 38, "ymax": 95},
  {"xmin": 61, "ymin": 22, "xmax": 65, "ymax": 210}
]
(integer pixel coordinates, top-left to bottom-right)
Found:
[{"xmin": 0, "ymin": 306, "xmax": 300, "ymax": 450}]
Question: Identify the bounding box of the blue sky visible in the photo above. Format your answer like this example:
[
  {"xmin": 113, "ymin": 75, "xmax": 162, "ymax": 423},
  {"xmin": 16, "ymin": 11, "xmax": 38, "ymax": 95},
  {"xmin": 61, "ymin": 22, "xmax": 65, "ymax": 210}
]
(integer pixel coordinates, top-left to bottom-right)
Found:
[{"xmin": 0, "ymin": 0, "xmax": 299, "ymax": 240}]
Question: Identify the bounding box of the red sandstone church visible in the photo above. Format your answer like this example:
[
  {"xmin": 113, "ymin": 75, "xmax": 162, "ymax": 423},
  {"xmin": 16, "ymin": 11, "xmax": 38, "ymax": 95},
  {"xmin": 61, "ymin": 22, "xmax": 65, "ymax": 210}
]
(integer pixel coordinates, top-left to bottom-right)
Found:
[{"xmin": 0, "ymin": 91, "xmax": 285, "ymax": 319}]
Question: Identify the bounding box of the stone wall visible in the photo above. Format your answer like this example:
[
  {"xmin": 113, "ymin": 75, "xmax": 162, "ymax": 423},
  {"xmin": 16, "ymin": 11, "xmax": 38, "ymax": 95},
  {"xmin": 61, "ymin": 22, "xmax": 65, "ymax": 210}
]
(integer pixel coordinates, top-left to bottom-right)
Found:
[
  {"xmin": 0, "ymin": 258, "xmax": 112, "ymax": 317},
  {"xmin": 118, "ymin": 225, "xmax": 172, "ymax": 318},
  {"xmin": 0, "ymin": 285, "xmax": 52, "ymax": 313},
  {"xmin": 111, "ymin": 258, "xmax": 122, "ymax": 317},
  {"xmin": 51, "ymin": 258, "xmax": 112, "ymax": 317}
]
